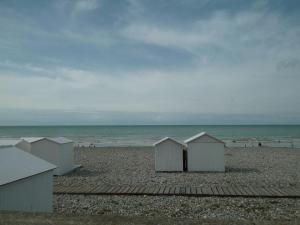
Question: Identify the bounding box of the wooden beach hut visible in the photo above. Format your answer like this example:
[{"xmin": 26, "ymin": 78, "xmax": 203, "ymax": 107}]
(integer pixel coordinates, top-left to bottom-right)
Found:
[
  {"xmin": 185, "ymin": 132, "xmax": 225, "ymax": 172},
  {"xmin": 16, "ymin": 137, "xmax": 78, "ymax": 175},
  {"xmin": 154, "ymin": 137, "xmax": 187, "ymax": 172},
  {"xmin": 0, "ymin": 146, "xmax": 56, "ymax": 212}
]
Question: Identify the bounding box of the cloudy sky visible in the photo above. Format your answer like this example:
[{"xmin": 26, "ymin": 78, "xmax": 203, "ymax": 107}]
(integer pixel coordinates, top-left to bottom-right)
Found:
[{"xmin": 0, "ymin": 0, "xmax": 300, "ymax": 125}]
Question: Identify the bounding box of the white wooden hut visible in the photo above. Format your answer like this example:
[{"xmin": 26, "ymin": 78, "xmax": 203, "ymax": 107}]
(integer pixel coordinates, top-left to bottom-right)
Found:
[
  {"xmin": 0, "ymin": 146, "xmax": 56, "ymax": 212},
  {"xmin": 154, "ymin": 137, "xmax": 187, "ymax": 172},
  {"xmin": 185, "ymin": 132, "xmax": 225, "ymax": 172},
  {"xmin": 16, "ymin": 137, "xmax": 78, "ymax": 175}
]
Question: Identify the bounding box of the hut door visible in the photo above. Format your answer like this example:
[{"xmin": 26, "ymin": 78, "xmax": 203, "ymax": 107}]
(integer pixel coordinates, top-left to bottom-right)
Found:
[{"xmin": 183, "ymin": 150, "xmax": 187, "ymax": 171}]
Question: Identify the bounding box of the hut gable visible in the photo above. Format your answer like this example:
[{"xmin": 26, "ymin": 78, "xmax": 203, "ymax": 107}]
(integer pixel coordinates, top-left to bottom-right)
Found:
[
  {"xmin": 0, "ymin": 147, "xmax": 56, "ymax": 186},
  {"xmin": 21, "ymin": 137, "xmax": 46, "ymax": 143},
  {"xmin": 185, "ymin": 132, "xmax": 224, "ymax": 144},
  {"xmin": 48, "ymin": 137, "xmax": 73, "ymax": 144},
  {"xmin": 154, "ymin": 137, "xmax": 187, "ymax": 148}
]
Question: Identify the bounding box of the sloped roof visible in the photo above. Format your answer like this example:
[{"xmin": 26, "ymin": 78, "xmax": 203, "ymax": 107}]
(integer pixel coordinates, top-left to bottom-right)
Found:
[
  {"xmin": 153, "ymin": 137, "xmax": 187, "ymax": 148},
  {"xmin": 0, "ymin": 147, "xmax": 56, "ymax": 186},
  {"xmin": 0, "ymin": 139, "xmax": 22, "ymax": 148},
  {"xmin": 21, "ymin": 137, "xmax": 73, "ymax": 144},
  {"xmin": 185, "ymin": 132, "xmax": 224, "ymax": 144},
  {"xmin": 48, "ymin": 137, "xmax": 73, "ymax": 144},
  {"xmin": 21, "ymin": 137, "xmax": 46, "ymax": 143}
]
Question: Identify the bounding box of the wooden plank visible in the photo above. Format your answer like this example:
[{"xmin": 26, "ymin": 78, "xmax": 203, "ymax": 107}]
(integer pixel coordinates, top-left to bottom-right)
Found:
[
  {"xmin": 132, "ymin": 186, "xmax": 141, "ymax": 193},
  {"xmin": 236, "ymin": 186, "xmax": 249, "ymax": 196},
  {"xmin": 85, "ymin": 185, "xmax": 96, "ymax": 193},
  {"xmin": 118, "ymin": 186, "xmax": 130, "ymax": 194},
  {"xmin": 186, "ymin": 187, "xmax": 191, "ymax": 195},
  {"xmin": 169, "ymin": 186, "xmax": 176, "ymax": 195},
  {"xmin": 216, "ymin": 186, "xmax": 224, "ymax": 195},
  {"xmin": 110, "ymin": 186, "xmax": 122, "ymax": 194},
  {"xmin": 268, "ymin": 188, "xmax": 284, "ymax": 197},
  {"xmin": 148, "ymin": 187, "xmax": 155, "ymax": 195},
  {"xmin": 143, "ymin": 186, "xmax": 151, "ymax": 194},
  {"xmin": 211, "ymin": 186, "xmax": 219, "ymax": 195},
  {"xmin": 288, "ymin": 187, "xmax": 300, "ymax": 196},
  {"xmin": 132, "ymin": 186, "xmax": 142, "ymax": 193},
  {"xmin": 256, "ymin": 187, "xmax": 271, "ymax": 196},
  {"xmin": 280, "ymin": 187, "xmax": 296, "ymax": 196},
  {"xmin": 67, "ymin": 186, "xmax": 80, "ymax": 193},
  {"xmin": 241, "ymin": 187, "xmax": 252, "ymax": 196},
  {"xmin": 201, "ymin": 187, "xmax": 213, "ymax": 195},
  {"xmin": 103, "ymin": 186, "xmax": 115, "ymax": 193},
  {"xmin": 174, "ymin": 186, "xmax": 180, "ymax": 194},
  {"xmin": 163, "ymin": 186, "xmax": 171, "ymax": 194},
  {"xmin": 221, "ymin": 187, "xmax": 233, "ymax": 196},
  {"xmin": 196, "ymin": 187, "xmax": 203, "ymax": 195},
  {"xmin": 93, "ymin": 185, "xmax": 107, "ymax": 193},
  {"xmin": 137, "ymin": 186, "xmax": 147, "ymax": 194},
  {"xmin": 262, "ymin": 187, "xmax": 274, "ymax": 197},
  {"xmin": 53, "ymin": 184, "xmax": 300, "ymax": 198},
  {"xmin": 247, "ymin": 186, "xmax": 259, "ymax": 196},
  {"xmin": 191, "ymin": 187, "xmax": 197, "ymax": 195},
  {"xmin": 179, "ymin": 187, "xmax": 186, "ymax": 195},
  {"xmin": 158, "ymin": 186, "xmax": 166, "ymax": 194},
  {"xmin": 53, "ymin": 186, "xmax": 62, "ymax": 193},
  {"xmin": 153, "ymin": 186, "xmax": 161, "ymax": 194},
  {"xmin": 276, "ymin": 188, "xmax": 291, "ymax": 196},
  {"xmin": 231, "ymin": 186, "xmax": 244, "ymax": 196}
]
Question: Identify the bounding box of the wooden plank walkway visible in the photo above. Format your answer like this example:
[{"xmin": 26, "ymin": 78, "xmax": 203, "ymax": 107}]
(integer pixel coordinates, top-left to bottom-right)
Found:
[{"xmin": 53, "ymin": 184, "xmax": 300, "ymax": 198}]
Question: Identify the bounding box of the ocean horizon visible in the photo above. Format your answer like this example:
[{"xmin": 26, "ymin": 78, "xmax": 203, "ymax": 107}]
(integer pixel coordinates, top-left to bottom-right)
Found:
[{"xmin": 1, "ymin": 125, "xmax": 300, "ymax": 147}]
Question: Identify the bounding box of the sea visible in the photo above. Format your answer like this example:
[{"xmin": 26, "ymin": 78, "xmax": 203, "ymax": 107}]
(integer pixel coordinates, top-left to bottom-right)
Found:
[{"xmin": 0, "ymin": 125, "xmax": 300, "ymax": 147}]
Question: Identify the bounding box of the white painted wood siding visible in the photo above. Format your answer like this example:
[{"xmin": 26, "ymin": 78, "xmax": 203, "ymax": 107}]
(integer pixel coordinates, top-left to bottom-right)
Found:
[
  {"xmin": 0, "ymin": 171, "xmax": 53, "ymax": 212},
  {"xmin": 17, "ymin": 139, "xmax": 75, "ymax": 175},
  {"xmin": 155, "ymin": 140, "xmax": 183, "ymax": 171},
  {"xmin": 187, "ymin": 142, "xmax": 225, "ymax": 172}
]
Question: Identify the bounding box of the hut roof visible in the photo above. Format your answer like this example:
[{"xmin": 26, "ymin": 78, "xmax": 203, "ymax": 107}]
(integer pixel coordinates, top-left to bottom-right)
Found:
[
  {"xmin": 185, "ymin": 132, "xmax": 224, "ymax": 144},
  {"xmin": 21, "ymin": 137, "xmax": 45, "ymax": 143},
  {"xmin": 21, "ymin": 137, "xmax": 73, "ymax": 144},
  {"xmin": 48, "ymin": 137, "xmax": 73, "ymax": 144},
  {"xmin": 0, "ymin": 139, "xmax": 21, "ymax": 148},
  {"xmin": 153, "ymin": 137, "xmax": 187, "ymax": 148},
  {"xmin": 0, "ymin": 147, "xmax": 56, "ymax": 186}
]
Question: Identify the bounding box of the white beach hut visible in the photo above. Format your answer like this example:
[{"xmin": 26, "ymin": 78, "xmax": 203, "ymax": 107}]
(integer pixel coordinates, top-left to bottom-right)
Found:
[
  {"xmin": 185, "ymin": 132, "xmax": 225, "ymax": 172},
  {"xmin": 16, "ymin": 137, "xmax": 78, "ymax": 175},
  {"xmin": 0, "ymin": 146, "xmax": 56, "ymax": 212},
  {"xmin": 154, "ymin": 137, "xmax": 187, "ymax": 172}
]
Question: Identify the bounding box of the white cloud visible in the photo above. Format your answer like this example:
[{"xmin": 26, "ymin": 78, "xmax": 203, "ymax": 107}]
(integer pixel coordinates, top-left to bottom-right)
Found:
[
  {"xmin": 1, "ymin": 61, "xmax": 300, "ymax": 115},
  {"xmin": 72, "ymin": 0, "xmax": 99, "ymax": 15},
  {"xmin": 121, "ymin": 10, "xmax": 300, "ymax": 61}
]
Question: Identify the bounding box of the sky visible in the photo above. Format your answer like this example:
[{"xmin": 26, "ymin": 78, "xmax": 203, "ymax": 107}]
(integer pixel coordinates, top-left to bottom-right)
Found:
[{"xmin": 0, "ymin": 0, "xmax": 300, "ymax": 125}]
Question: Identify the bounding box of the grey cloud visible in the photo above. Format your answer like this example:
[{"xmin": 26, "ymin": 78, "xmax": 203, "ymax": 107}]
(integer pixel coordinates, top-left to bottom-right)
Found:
[{"xmin": 276, "ymin": 58, "xmax": 300, "ymax": 72}]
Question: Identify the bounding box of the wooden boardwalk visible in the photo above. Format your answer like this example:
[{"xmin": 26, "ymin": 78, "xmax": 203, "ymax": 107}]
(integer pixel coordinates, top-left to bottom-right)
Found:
[{"xmin": 54, "ymin": 184, "xmax": 300, "ymax": 198}]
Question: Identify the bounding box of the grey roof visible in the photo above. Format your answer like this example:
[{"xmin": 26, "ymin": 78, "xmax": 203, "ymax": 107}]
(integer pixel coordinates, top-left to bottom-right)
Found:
[
  {"xmin": 0, "ymin": 139, "xmax": 21, "ymax": 148},
  {"xmin": 153, "ymin": 137, "xmax": 187, "ymax": 148},
  {"xmin": 48, "ymin": 137, "xmax": 73, "ymax": 144},
  {"xmin": 21, "ymin": 137, "xmax": 73, "ymax": 144},
  {"xmin": 21, "ymin": 137, "xmax": 45, "ymax": 143},
  {"xmin": 0, "ymin": 147, "xmax": 56, "ymax": 186},
  {"xmin": 185, "ymin": 132, "xmax": 224, "ymax": 144}
]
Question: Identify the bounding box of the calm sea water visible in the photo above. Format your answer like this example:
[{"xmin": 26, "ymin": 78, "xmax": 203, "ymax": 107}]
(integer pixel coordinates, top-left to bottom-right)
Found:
[{"xmin": 0, "ymin": 125, "xmax": 300, "ymax": 146}]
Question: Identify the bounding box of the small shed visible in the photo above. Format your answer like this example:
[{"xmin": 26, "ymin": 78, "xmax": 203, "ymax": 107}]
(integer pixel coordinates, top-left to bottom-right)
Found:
[
  {"xmin": 16, "ymin": 137, "xmax": 78, "ymax": 175},
  {"xmin": 0, "ymin": 146, "xmax": 56, "ymax": 212},
  {"xmin": 154, "ymin": 137, "xmax": 187, "ymax": 172},
  {"xmin": 185, "ymin": 132, "xmax": 225, "ymax": 172}
]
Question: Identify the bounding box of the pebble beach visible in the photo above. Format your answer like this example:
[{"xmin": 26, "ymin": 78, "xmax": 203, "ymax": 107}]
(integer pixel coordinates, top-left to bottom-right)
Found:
[{"xmin": 53, "ymin": 147, "xmax": 300, "ymax": 221}]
